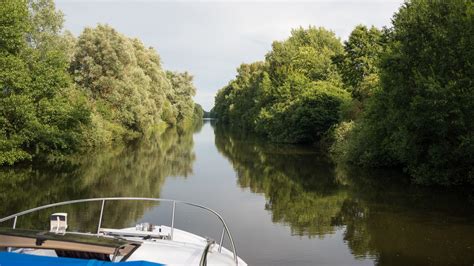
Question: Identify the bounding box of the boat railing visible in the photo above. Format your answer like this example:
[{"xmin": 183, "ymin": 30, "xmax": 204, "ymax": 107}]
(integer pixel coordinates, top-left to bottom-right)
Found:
[{"xmin": 0, "ymin": 197, "xmax": 238, "ymax": 265}]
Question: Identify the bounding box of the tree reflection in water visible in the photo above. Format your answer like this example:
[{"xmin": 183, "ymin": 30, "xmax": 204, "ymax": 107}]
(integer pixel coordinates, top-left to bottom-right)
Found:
[
  {"xmin": 214, "ymin": 124, "xmax": 474, "ymax": 266},
  {"xmin": 214, "ymin": 125, "xmax": 348, "ymax": 238},
  {"xmin": 0, "ymin": 123, "xmax": 201, "ymax": 232}
]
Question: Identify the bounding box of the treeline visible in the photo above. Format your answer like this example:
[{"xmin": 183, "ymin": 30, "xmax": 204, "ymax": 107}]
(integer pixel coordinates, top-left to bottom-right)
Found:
[
  {"xmin": 0, "ymin": 0, "xmax": 201, "ymax": 165},
  {"xmin": 214, "ymin": 28, "xmax": 350, "ymax": 143},
  {"xmin": 213, "ymin": 0, "xmax": 473, "ymax": 186}
]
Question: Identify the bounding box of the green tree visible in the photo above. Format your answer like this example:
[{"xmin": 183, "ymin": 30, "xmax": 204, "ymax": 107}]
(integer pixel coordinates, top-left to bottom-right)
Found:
[
  {"xmin": 335, "ymin": 25, "xmax": 385, "ymax": 102},
  {"xmin": 71, "ymin": 25, "xmax": 200, "ymax": 143},
  {"xmin": 257, "ymin": 75, "xmax": 350, "ymax": 143},
  {"xmin": 193, "ymin": 103, "xmax": 204, "ymax": 120},
  {"xmin": 265, "ymin": 27, "xmax": 343, "ymax": 88},
  {"xmin": 347, "ymin": 0, "xmax": 474, "ymax": 185},
  {"xmin": 0, "ymin": 0, "xmax": 90, "ymax": 165},
  {"xmin": 213, "ymin": 62, "xmax": 267, "ymax": 129},
  {"xmin": 71, "ymin": 25, "xmax": 172, "ymax": 138},
  {"xmin": 328, "ymin": 26, "xmax": 385, "ymax": 161},
  {"xmin": 259, "ymin": 27, "xmax": 349, "ymax": 143},
  {"xmin": 0, "ymin": 0, "xmax": 31, "ymax": 164},
  {"xmin": 166, "ymin": 71, "xmax": 197, "ymax": 126},
  {"xmin": 0, "ymin": 0, "xmax": 200, "ymax": 166},
  {"xmin": 214, "ymin": 27, "xmax": 350, "ymax": 144}
]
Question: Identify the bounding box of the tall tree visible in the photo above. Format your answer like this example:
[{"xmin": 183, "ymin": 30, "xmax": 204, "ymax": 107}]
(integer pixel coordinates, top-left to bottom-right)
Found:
[
  {"xmin": 0, "ymin": 0, "xmax": 33, "ymax": 164},
  {"xmin": 214, "ymin": 27, "xmax": 350, "ymax": 144},
  {"xmin": 335, "ymin": 25, "xmax": 385, "ymax": 102},
  {"xmin": 166, "ymin": 71, "xmax": 197, "ymax": 126},
  {"xmin": 213, "ymin": 62, "xmax": 267, "ymax": 129},
  {"xmin": 0, "ymin": 0, "xmax": 89, "ymax": 165},
  {"xmin": 348, "ymin": 0, "xmax": 474, "ymax": 185},
  {"xmin": 71, "ymin": 25, "xmax": 171, "ymax": 134}
]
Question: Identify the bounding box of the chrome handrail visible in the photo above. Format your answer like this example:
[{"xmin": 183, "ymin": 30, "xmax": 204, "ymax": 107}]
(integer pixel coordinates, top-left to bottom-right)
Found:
[{"xmin": 0, "ymin": 197, "xmax": 239, "ymax": 265}]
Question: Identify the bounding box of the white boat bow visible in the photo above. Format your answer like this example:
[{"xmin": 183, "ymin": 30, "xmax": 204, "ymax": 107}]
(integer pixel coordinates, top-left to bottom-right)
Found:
[{"xmin": 0, "ymin": 197, "xmax": 248, "ymax": 266}]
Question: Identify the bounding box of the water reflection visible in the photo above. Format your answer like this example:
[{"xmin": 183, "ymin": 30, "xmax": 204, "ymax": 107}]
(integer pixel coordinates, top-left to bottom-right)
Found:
[
  {"xmin": 0, "ymin": 124, "xmax": 199, "ymax": 231},
  {"xmin": 337, "ymin": 167, "xmax": 474, "ymax": 266},
  {"xmin": 214, "ymin": 124, "xmax": 474, "ymax": 266},
  {"xmin": 214, "ymin": 125, "xmax": 348, "ymax": 237},
  {"xmin": 1, "ymin": 121, "xmax": 473, "ymax": 266}
]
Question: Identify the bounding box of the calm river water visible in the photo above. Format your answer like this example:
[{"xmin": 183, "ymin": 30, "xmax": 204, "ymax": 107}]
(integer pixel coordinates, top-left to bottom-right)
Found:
[{"xmin": 1, "ymin": 120, "xmax": 473, "ymax": 266}]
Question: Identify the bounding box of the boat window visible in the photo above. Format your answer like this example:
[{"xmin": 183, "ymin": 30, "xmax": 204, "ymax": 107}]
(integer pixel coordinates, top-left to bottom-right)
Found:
[{"xmin": 50, "ymin": 216, "xmax": 66, "ymax": 221}]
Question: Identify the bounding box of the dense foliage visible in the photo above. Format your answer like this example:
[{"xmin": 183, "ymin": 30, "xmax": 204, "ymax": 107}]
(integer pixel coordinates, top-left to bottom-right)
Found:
[
  {"xmin": 0, "ymin": 0, "xmax": 201, "ymax": 165},
  {"xmin": 193, "ymin": 103, "xmax": 204, "ymax": 121},
  {"xmin": 71, "ymin": 25, "xmax": 199, "ymax": 142},
  {"xmin": 334, "ymin": 25, "xmax": 385, "ymax": 103},
  {"xmin": 0, "ymin": 0, "xmax": 90, "ymax": 165},
  {"xmin": 328, "ymin": 25, "xmax": 386, "ymax": 159},
  {"xmin": 214, "ymin": 1, "xmax": 473, "ymax": 186},
  {"xmin": 214, "ymin": 27, "xmax": 351, "ymax": 143},
  {"xmin": 343, "ymin": 0, "xmax": 473, "ymax": 185},
  {"xmin": 165, "ymin": 71, "xmax": 198, "ymax": 126}
]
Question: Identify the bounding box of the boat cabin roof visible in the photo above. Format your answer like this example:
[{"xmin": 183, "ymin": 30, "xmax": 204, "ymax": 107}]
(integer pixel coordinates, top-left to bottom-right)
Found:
[{"xmin": 0, "ymin": 228, "xmax": 139, "ymax": 259}]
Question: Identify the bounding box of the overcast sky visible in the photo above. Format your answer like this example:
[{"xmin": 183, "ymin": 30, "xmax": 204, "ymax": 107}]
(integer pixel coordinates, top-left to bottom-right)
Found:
[{"xmin": 56, "ymin": 0, "xmax": 404, "ymax": 111}]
